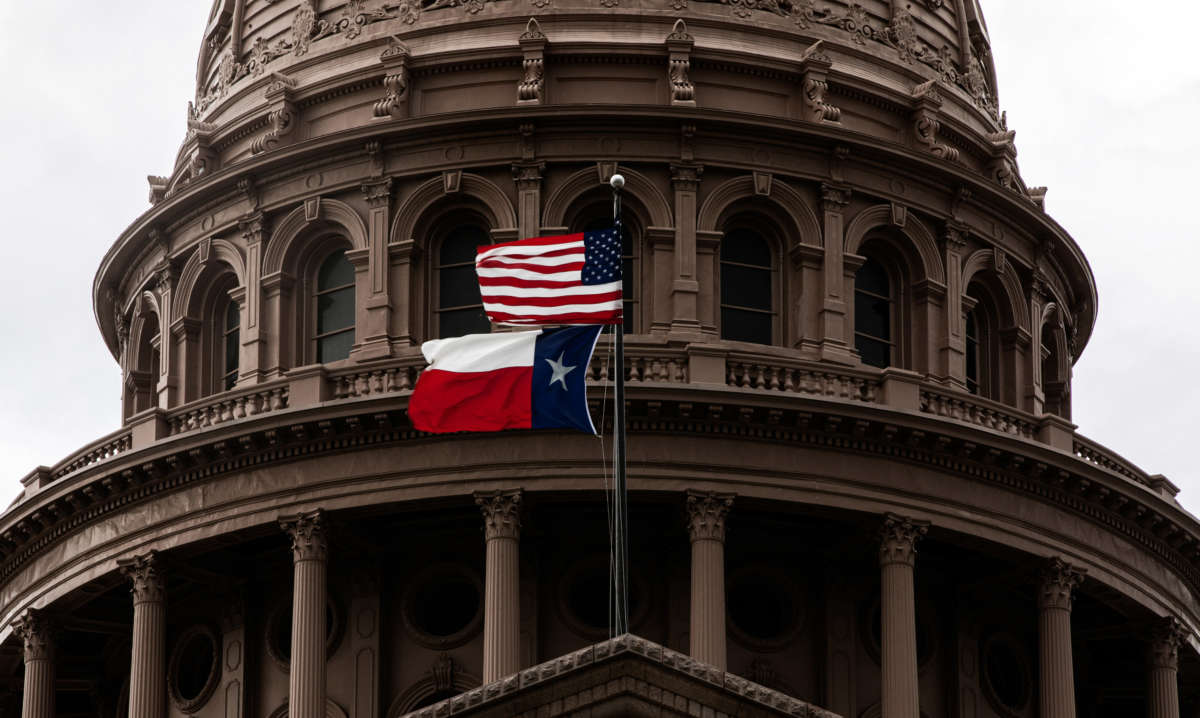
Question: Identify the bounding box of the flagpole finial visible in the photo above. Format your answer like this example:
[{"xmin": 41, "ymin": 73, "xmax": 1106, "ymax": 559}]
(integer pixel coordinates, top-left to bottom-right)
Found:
[{"xmin": 609, "ymin": 173, "xmax": 625, "ymax": 190}]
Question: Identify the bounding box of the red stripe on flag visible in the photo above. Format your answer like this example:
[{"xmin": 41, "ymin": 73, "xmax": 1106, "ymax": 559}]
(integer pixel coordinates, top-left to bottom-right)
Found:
[
  {"xmin": 408, "ymin": 367, "xmax": 532, "ymax": 433},
  {"xmin": 478, "ymin": 233, "xmax": 584, "ymax": 254},
  {"xmin": 481, "ymin": 291, "xmax": 624, "ymax": 307},
  {"xmin": 477, "ymin": 276, "xmax": 584, "ymax": 289},
  {"xmin": 476, "ymin": 260, "xmax": 585, "ymax": 273},
  {"xmin": 486, "ymin": 311, "xmax": 623, "ymax": 325},
  {"xmin": 476, "ymin": 246, "xmax": 584, "ymax": 262}
]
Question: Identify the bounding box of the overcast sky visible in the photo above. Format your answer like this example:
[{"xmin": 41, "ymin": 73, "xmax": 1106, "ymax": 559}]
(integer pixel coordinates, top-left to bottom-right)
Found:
[{"xmin": 0, "ymin": 3, "xmax": 1196, "ymax": 511}]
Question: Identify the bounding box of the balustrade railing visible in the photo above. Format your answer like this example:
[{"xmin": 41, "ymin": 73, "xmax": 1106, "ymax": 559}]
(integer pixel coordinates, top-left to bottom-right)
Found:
[
  {"xmin": 1073, "ymin": 434, "xmax": 1152, "ymax": 487},
  {"xmin": 587, "ymin": 349, "xmax": 689, "ymax": 384},
  {"xmin": 167, "ymin": 385, "xmax": 289, "ymax": 436},
  {"xmin": 329, "ymin": 362, "xmax": 423, "ymax": 399},
  {"xmin": 919, "ymin": 389, "xmax": 1037, "ymax": 439},
  {"xmin": 725, "ymin": 358, "xmax": 880, "ymax": 402},
  {"xmin": 49, "ymin": 428, "xmax": 133, "ymax": 481}
]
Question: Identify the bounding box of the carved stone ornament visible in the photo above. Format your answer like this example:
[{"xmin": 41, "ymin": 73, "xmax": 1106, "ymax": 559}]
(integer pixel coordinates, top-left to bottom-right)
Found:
[
  {"xmin": 803, "ymin": 76, "xmax": 841, "ymax": 123},
  {"xmin": 476, "ymin": 489, "xmax": 522, "ymax": 540},
  {"xmin": 431, "ymin": 653, "xmax": 457, "ymax": 691},
  {"xmin": 251, "ymin": 74, "xmax": 298, "ymax": 155},
  {"xmin": 119, "ymin": 550, "xmax": 166, "ymax": 604},
  {"xmin": 374, "ymin": 38, "xmax": 410, "ymax": 119},
  {"xmin": 361, "ymin": 177, "xmax": 394, "ymax": 207},
  {"xmin": 686, "ymin": 491, "xmax": 734, "ymax": 542},
  {"xmin": 280, "ymin": 509, "xmax": 329, "ymax": 562},
  {"xmin": 518, "ymin": 19, "xmax": 546, "ymax": 105},
  {"xmin": 1038, "ymin": 557, "xmax": 1085, "ymax": 611},
  {"xmin": 911, "ymin": 81, "xmax": 959, "ymax": 162},
  {"xmin": 667, "ymin": 20, "xmax": 696, "ymax": 106},
  {"xmin": 878, "ymin": 513, "xmax": 929, "ymax": 567},
  {"xmin": 820, "ymin": 182, "xmax": 851, "ymax": 211},
  {"xmin": 1149, "ymin": 616, "xmax": 1189, "ymax": 670},
  {"xmin": 13, "ymin": 608, "xmax": 55, "ymax": 662}
]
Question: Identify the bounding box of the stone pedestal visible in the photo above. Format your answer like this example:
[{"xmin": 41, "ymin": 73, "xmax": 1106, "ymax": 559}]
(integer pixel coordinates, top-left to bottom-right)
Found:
[
  {"xmin": 281, "ymin": 510, "xmax": 329, "ymax": 718},
  {"xmin": 1148, "ymin": 616, "xmax": 1188, "ymax": 718},
  {"xmin": 476, "ymin": 490, "xmax": 522, "ymax": 683},
  {"xmin": 686, "ymin": 491, "xmax": 733, "ymax": 670},
  {"xmin": 119, "ymin": 551, "xmax": 167, "ymax": 718},
  {"xmin": 13, "ymin": 609, "xmax": 54, "ymax": 718},
  {"xmin": 878, "ymin": 514, "xmax": 928, "ymax": 718},
  {"xmin": 1038, "ymin": 557, "xmax": 1085, "ymax": 718}
]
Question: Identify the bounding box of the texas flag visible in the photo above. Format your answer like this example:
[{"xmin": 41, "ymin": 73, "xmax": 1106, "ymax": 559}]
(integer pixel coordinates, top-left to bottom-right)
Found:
[{"xmin": 408, "ymin": 325, "xmax": 603, "ymax": 435}]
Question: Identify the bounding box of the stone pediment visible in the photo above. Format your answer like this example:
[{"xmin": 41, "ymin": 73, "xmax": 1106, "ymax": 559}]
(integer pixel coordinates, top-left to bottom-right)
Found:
[{"xmin": 402, "ymin": 634, "xmax": 840, "ymax": 718}]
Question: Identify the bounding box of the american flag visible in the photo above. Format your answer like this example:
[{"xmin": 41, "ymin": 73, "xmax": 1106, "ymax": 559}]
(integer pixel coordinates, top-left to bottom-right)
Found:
[{"xmin": 475, "ymin": 229, "xmax": 623, "ymax": 325}]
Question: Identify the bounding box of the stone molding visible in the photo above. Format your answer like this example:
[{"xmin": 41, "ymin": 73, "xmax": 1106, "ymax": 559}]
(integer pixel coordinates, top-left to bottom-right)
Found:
[
  {"xmin": 686, "ymin": 491, "xmax": 734, "ymax": 543},
  {"xmin": 475, "ymin": 489, "xmax": 522, "ymax": 540},
  {"xmin": 280, "ymin": 509, "xmax": 329, "ymax": 562},
  {"xmin": 878, "ymin": 513, "xmax": 929, "ymax": 567},
  {"xmin": 119, "ymin": 550, "xmax": 166, "ymax": 604},
  {"xmin": 1038, "ymin": 557, "xmax": 1085, "ymax": 611}
]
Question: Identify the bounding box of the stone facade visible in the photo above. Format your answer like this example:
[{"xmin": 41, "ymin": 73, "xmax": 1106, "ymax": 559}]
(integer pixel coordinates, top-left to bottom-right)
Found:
[{"xmin": 0, "ymin": 0, "xmax": 1195, "ymax": 716}]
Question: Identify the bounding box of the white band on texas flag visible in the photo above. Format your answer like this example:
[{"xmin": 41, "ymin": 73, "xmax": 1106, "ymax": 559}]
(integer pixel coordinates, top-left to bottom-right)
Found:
[{"xmin": 408, "ymin": 325, "xmax": 603, "ymax": 434}]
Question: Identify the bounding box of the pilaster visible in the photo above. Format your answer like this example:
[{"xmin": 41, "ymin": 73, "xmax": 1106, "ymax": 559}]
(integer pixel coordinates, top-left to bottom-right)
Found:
[
  {"xmin": 938, "ymin": 222, "xmax": 968, "ymax": 388},
  {"xmin": 670, "ymin": 162, "xmax": 703, "ymax": 336},
  {"xmin": 239, "ymin": 213, "xmax": 268, "ymax": 383},
  {"xmin": 818, "ymin": 183, "xmax": 855, "ymax": 364},
  {"xmin": 357, "ymin": 172, "xmax": 394, "ymax": 360}
]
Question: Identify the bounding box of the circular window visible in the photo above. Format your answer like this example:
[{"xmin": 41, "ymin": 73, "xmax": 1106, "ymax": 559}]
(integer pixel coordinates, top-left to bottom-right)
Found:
[
  {"xmin": 727, "ymin": 567, "xmax": 802, "ymax": 650},
  {"xmin": 557, "ymin": 555, "xmax": 649, "ymax": 639},
  {"xmin": 402, "ymin": 564, "xmax": 484, "ymax": 649},
  {"xmin": 981, "ymin": 634, "xmax": 1031, "ymax": 715},
  {"xmin": 265, "ymin": 595, "xmax": 345, "ymax": 672},
  {"xmin": 862, "ymin": 595, "xmax": 936, "ymax": 671},
  {"xmin": 168, "ymin": 625, "xmax": 220, "ymax": 711}
]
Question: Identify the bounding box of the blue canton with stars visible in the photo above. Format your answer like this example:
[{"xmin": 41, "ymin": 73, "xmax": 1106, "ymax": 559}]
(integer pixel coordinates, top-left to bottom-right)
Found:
[{"xmin": 581, "ymin": 228, "xmax": 623, "ymax": 285}]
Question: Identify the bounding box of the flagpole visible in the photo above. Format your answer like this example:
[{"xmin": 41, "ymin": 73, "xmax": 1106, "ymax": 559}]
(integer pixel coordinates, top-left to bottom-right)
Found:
[{"xmin": 610, "ymin": 173, "xmax": 630, "ymax": 636}]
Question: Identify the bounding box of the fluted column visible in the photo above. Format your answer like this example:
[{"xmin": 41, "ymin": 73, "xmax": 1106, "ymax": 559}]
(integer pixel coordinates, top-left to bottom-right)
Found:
[
  {"xmin": 476, "ymin": 490, "xmax": 522, "ymax": 683},
  {"xmin": 119, "ymin": 551, "xmax": 166, "ymax": 718},
  {"xmin": 13, "ymin": 609, "xmax": 54, "ymax": 718},
  {"xmin": 686, "ymin": 491, "xmax": 733, "ymax": 669},
  {"xmin": 1038, "ymin": 557, "xmax": 1085, "ymax": 718},
  {"xmin": 879, "ymin": 513, "xmax": 928, "ymax": 718},
  {"xmin": 1148, "ymin": 616, "xmax": 1188, "ymax": 718},
  {"xmin": 280, "ymin": 510, "xmax": 328, "ymax": 718}
]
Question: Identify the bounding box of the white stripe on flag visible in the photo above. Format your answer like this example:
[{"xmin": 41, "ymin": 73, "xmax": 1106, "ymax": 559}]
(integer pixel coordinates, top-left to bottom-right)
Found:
[
  {"xmin": 476, "ymin": 239, "xmax": 583, "ymax": 260},
  {"xmin": 420, "ymin": 330, "xmax": 540, "ymax": 372},
  {"xmin": 479, "ymin": 253, "xmax": 584, "ymax": 267},
  {"xmin": 480, "ymin": 281, "xmax": 622, "ymax": 299},
  {"xmin": 476, "ymin": 267, "xmax": 583, "ymax": 281},
  {"xmin": 480, "ymin": 300, "xmax": 623, "ymax": 316}
]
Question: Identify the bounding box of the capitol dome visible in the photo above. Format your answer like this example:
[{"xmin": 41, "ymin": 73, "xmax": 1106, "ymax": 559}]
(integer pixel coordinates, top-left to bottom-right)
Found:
[{"xmin": 0, "ymin": 1, "xmax": 1191, "ymax": 717}]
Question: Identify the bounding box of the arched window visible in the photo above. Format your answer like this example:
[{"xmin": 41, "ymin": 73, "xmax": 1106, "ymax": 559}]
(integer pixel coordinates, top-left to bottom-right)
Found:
[
  {"xmin": 221, "ymin": 299, "xmax": 240, "ymax": 390},
  {"xmin": 965, "ymin": 308, "xmax": 980, "ymax": 394},
  {"xmin": 854, "ymin": 257, "xmax": 893, "ymax": 368},
  {"xmin": 582, "ymin": 218, "xmax": 636, "ymax": 334},
  {"xmin": 719, "ymin": 228, "xmax": 773, "ymax": 344},
  {"xmin": 315, "ymin": 249, "xmax": 355, "ymax": 362},
  {"xmin": 436, "ymin": 224, "xmax": 491, "ymax": 339}
]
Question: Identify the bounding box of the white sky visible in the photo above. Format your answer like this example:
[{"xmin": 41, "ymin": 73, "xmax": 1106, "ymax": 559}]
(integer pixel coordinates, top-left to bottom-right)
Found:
[{"xmin": 0, "ymin": 3, "xmax": 1196, "ymax": 510}]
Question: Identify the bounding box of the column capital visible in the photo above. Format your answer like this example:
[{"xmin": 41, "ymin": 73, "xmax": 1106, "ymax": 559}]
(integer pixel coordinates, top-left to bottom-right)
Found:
[
  {"xmin": 820, "ymin": 182, "xmax": 852, "ymax": 212},
  {"xmin": 239, "ymin": 212, "xmax": 268, "ymax": 244},
  {"xmin": 686, "ymin": 491, "xmax": 734, "ymax": 543},
  {"xmin": 1150, "ymin": 616, "xmax": 1189, "ymax": 670},
  {"xmin": 360, "ymin": 177, "xmax": 393, "ymax": 208},
  {"xmin": 475, "ymin": 489, "xmax": 522, "ymax": 540},
  {"xmin": 1039, "ymin": 557, "xmax": 1085, "ymax": 611},
  {"xmin": 511, "ymin": 161, "xmax": 546, "ymax": 187},
  {"xmin": 670, "ymin": 162, "xmax": 704, "ymax": 189},
  {"xmin": 280, "ymin": 509, "xmax": 328, "ymax": 562},
  {"xmin": 878, "ymin": 513, "xmax": 929, "ymax": 567},
  {"xmin": 13, "ymin": 608, "xmax": 55, "ymax": 663},
  {"xmin": 119, "ymin": 550, "xmax": 166, "ymax": 604},
  {"xmin": 942, "ymin": 221, "xmax": 969, "ymax": 250}
]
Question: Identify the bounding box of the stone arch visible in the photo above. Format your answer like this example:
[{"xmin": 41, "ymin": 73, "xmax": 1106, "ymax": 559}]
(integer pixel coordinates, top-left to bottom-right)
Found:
[
  {"xmin": 542, "ymin": 166, "xmax": 672, "ymax": 230},
  {"xmin": 171, "ymin": 239, "xmax": 247, "ymax": 319},
  {"xmin": 386, "ymin": 665, "xmax": 481, "ymax": 718},
  {"xmin": 697, "ymin": 175, "xmax": 822, "ymax": 246},
  {"xmin": 262, "ymin": 198, "xmax": 368, "ymax": 277},
  {"xmin": 267, "ymin": 699, "xmax": 349, "ymax": 718},
  {"xmin": 844, "ymin": 205, "xmax": 945, "ymax": 284},
  {"xmin": 961, "ymin": 249, "xmax": 1030, "ymax": 330},
  {"xmin": 391, "ymin": 173, "xmax": 517, "ymax": 246}
]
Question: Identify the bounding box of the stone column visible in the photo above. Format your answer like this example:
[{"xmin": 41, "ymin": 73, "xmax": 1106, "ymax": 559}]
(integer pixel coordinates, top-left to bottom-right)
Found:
[
  {"xmin": 119, "ymin": 551, "xmax": 167, "ymax": 718},
  {"xmin": 280, "ymin": 510, "xmax": 329, "ymax": 718},
  {"xmin": 686, "ymin": 491, "xmax": 733, "ymax": 670},
  {"xmin": 476, "ymin": 490, "xmax": 522, "ymax": 683},
  {"xmin": 1148, "ymin": 616, "xmax": 1187, "ymax": 718},
  {"xmin": 13, "ymin": 608, "xmax": 54, "ymax": 718},
  {"xmin": 1038, "ymin": 557, "xmax": 1085, "ymax": 718},
  {"xmin": 878, "ymin": 513, "xmax": 928, "ymax": 718}
]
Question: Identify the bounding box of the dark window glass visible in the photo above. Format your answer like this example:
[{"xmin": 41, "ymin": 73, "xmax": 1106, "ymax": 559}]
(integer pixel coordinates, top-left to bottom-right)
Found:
[
  {"xmin": 437, "ymin": 225, "xmax": 491, "ymax": 338},
  {"xmin": 315, "ymin": 249, "xmax": 355, "ymax": 362},
  {"xmin": 965, "ymin": 309, "xmax": 979, "ymax": 394},
  {"xmin": 720, "ymin": 229, "xmax": 773, "ymax": 344},
  {"xmin": 854, "ymin": 257, "xmax": 892, "ymax": 368},
  {"xmin": 223, "ymin": 301, "xmax": 239, "ymax": 390}
]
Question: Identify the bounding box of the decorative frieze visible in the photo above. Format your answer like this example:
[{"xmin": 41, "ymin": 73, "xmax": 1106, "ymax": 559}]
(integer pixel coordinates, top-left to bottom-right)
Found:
[
  {"xmin": 476, "ymin": 489, "xmax": 522, "ymax": 540},
  {"xmin": 1038, "ymin": 557, "xmax": 1085, "ymax": 611},
  {"xmin": 686, "ymin": 491, "xmax": 734, "ymax": 542},
  {"xmin": 878, "ymin": 513, "xmax": 928, "ymax": 567},
  {"xmin": 280, "ymin": 509, "xmax": 328, "ymax": 562}
]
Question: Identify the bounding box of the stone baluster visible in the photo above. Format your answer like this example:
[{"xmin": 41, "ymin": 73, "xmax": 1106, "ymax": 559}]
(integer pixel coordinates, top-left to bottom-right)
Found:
[
  {"xmin": 1038, "ymin": 557, "xmax": 1085, "ymax": 718},
  {"xmin": 119, "ymin": 551, "xmax": 167, "ymax": 718},
  {"xmin": 1148, "ymin": 616, "xmax": 1188, "ymax": 718},
  {"xmin": 476, "ymin": 489, "xmax": 522, "ymax": 683},
  {"xmin": 686, "ymin": 491, "xmax": 734, "ymax": 670},
  {"xmin": 13, "ymin": 609, "xmax": 54, "ymax": 718},
  {"xmin": 878, "ymin": 513, "xmax": 928, "ymax": 718},
  {"xmin": 280, "ymin": 510, "xmax": 329, "ymax": 718}
]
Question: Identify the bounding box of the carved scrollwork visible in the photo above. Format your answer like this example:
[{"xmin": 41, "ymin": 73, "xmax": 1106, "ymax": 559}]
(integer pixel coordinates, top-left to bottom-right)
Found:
[
  {"xmin": 1038, "ymin": 557, "xmax": 1085, "ymax": 611},
  {"xmin": 119, "ymin": 550, "xmax": 166, "ymax": 604},
  {"xmin": 374, "ymin": 39, "xmax": 410, "ymax": 118},
  {"xmin": 666, "ymin": 20, "xmax": 696, "ymax": 107},
  {"xmin": 280, "ymin": 509, "xmax": 328, "ymax": 562},
  {"xmin": 518, "ymin": 19, "xmax": 547, "ymax": 105},
  {"xmin": 476, "ymin": 489, "xmax": 522, "ymax": 540},
  {"xmin": 686, "ymin": 491, "xmax": 734, "ymax": 542},
  {"xmin": 878, "ymin": 513, "xmax": 928, "ymax": 567},
  {"xmin": 910, "ymin": 80, "xmax": 959, "ymax": 162},
  {"xmin": 251, "ymin": 74, "xmax": 298, "ymax": 155},
  {"xmin": 13, "ymin": 608, "xmax": 55, "ymax": 663}
]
